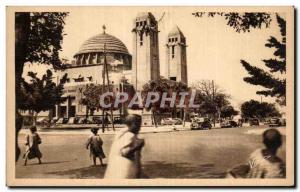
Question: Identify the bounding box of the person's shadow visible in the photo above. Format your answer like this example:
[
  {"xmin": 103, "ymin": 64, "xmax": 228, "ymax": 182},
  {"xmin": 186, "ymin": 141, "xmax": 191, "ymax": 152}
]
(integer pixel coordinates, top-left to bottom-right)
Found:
[
  {"xmin": 23, "ymin": 160, "xmax": 70, "ymax": 166},
  {"xmin": 46, "ymin": 164, "xmax": 107, "ymax": 179}
]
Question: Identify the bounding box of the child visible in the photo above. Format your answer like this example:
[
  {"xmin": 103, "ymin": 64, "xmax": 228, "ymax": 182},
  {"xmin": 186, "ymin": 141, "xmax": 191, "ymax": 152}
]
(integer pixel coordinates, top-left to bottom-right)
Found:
[
  {"xmin": 226, "ymin": 129, "xmax": 285, "ymax": 178},
  {"xmin": 23, "ymin": 126, "xmax": 42, "ymax": 166},
  {"xmin": 247, "ymin": 128, "xmax": 285, "ymax": 178},
  {"xmin": 86, "ymin": 128, "xmax": 106, "ymax": 166}
]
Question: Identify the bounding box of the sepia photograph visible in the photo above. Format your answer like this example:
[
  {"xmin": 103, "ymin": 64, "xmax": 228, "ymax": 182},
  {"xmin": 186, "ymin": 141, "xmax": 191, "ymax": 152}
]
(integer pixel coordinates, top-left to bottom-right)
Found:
[{"xmin": 6, "ymin": 6, "xmax": 294, "ymax": 187}]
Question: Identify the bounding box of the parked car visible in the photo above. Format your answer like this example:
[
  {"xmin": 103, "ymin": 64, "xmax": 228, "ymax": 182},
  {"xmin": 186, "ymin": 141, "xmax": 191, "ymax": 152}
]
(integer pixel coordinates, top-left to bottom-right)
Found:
[
  {"xmin": 56, "ymin": 118, "xmax": 63, "ymax": 124},
  {"xmin": 190, "ymin": 117, "xmax": 212, "ymax": 130},
  {"xmin": 161, "ymin": 118, "xmax": 182, "ymax": 125},
  {"xmin": 56, "ymin": 117, "xmax": 69, "ymax": 124},
  {"xmin": 86, "ymin": 116, "xmax": 95, "ymax": 124},
  {"xmin": 173, "ymin": 118, "xmax": 183, "ymax": 125},
  {"xmin": 279, "ymin": 118, "xmax": 286, "ymax": 126},
  {"xmin": 249, "ymin": 118, "xmax": 259, "ymax": 126},
  {"xmin": 67, "ymin": 117, "xmax": 76, "ymax": 124},
  {"xmin": 113, "ymin": 117, "xmax": 124, "ymax": 124},
  {"xmin": 265, "ymin": 118, "xmax": 271, "ymax": 125},
  {"xmin": 269, "ymin": 118, "xmax": 280, "ymax": 127},
  {"xmin": 93, "ymin": 116, "xmax": 103, "ymax": 124},
  {"xmin": 161, "ymin": 118, "xmax": 170, "ymax": 125},
  {"xmin": 50, "ymin": 117, "xmax": 59, "ymax": 124},
  {"xmin": 269, "ymin": 118, "xmax": 286, "ymax": 127},
  {"xmin": 77, "ymin": 117, "xmax": 87, "ymax": 124},
  {"xmin": 36, "ymin": 117, "xmax": 49, "ymax": 126},
  {"xmin": 63, "ymin": 117, "xmax": 69, "ymax": 124},
  {"xmin": 74, "ymin": 117, "xmax": 80, "ymax": 124},
  {"xmin": 220, "ymin": 120, "xmax": 238, "ymax": 128}
]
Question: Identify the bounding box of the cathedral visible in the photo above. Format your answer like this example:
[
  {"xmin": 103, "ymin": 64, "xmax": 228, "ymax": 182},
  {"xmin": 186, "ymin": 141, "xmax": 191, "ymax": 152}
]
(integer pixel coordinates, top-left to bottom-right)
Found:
[{"xmin": 55, "ymin": 12, "xmax": 188, "ymax": 119}]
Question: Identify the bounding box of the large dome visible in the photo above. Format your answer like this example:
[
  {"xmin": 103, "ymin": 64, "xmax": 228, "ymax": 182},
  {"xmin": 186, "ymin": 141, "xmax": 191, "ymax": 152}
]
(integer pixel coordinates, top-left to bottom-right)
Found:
[{"xmin": 74, "ymin": 32, "xmax": 130, "ymax": 56}]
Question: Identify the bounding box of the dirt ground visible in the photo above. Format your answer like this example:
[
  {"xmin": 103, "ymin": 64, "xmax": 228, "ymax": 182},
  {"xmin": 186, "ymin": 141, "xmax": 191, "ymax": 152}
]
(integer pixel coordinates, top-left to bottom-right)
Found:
[{"xmin": 16, "ymin": 126, "xmax": 286, "ymax": 179}]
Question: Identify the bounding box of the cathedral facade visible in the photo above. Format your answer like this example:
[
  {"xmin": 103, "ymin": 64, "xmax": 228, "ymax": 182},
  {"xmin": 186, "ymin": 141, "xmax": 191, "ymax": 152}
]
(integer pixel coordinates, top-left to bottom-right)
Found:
[{"xmin": 55, "ymin": 12, "xmax": 188, "ymax": 118}]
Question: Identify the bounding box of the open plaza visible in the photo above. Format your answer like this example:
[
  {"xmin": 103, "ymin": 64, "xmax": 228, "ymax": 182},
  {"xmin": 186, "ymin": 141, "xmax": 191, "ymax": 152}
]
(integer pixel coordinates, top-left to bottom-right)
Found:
[{"xmin": 16, "ymin": 125, "xmax": 286, "ymax": 179}]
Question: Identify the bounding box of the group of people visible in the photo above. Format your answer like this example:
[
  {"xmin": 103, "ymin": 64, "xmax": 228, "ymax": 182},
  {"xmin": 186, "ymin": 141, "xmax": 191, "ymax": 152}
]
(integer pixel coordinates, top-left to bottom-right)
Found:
[
  {"xmin": 84, "ymin": 114, "xmax": 145, "ymax": 178},
  {"xmin": 23, "ymin": 114, "xmax": 285, "ymax": 179},
  {"xmin": 23, "ymin": 114, "xmax": 145, "ymax": 178}
]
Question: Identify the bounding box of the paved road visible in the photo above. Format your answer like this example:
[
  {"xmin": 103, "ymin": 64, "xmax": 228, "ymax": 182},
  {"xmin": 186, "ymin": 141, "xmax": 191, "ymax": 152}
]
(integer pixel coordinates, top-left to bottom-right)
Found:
[{"xmin": 16, "ymin": 126, "xmax": 286, "ymax": 179}]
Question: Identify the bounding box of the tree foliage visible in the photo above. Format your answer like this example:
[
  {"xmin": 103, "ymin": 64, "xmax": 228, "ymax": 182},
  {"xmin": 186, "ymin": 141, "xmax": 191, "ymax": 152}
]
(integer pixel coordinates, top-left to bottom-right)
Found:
[
  {"xmin": 80, "ymin": 84, "xmax": 127, "ymax": 116},
  {"xmin": 141, "ymin": 77, "xmax": 189, "ymax": 125},
  {"xmin": 15, "ymin": 12, "xmax": 69, "ymax": 109},
  {"xmin": 241, "ymin": 99, "xmax": 281, "ymax": 118},
  {"xmin": 81, "ymin": 84, "xmax": 112, "ymax": 115},
  {"xmin": 15, "ymin": 12, "xmax": 68, "ymax": 161},
  {"xmin": 142, "ymin": 77, "xmax": 189, "ymax": 112},
  {"xmin": 80, "ymin": 84, "xmax": 103, "ymax": 115},
  {"xmin": 192, "ymin": 12, "xmax": 272, "ymax": 33},
  {"xmin": 16, "ymin": 12, "xmax": 69, "ymax": 68},
  {"xmin": 19, "ymin": 69, "xmax": 68, "ymax": 114},
  {"xmin": 220, "ymin": 105, "xmax": 239, "ymax": 118},
  {"xmin": 27, "ymin": 13, "xmax": 67, "ymax": 67},
  {"xmin": 241, "ymin": 15, "xmax": 286, "ymax": 105},
  {"xmin": 190, "ymin": 80, "xmax": 236, "ymax": 118}
]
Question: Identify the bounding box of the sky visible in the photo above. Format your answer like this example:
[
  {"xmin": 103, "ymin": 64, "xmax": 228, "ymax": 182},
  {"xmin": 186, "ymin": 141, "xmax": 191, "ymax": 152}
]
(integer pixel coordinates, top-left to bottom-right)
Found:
[{"xmin": 23, "ymin": 7, "xmax": 284, "ymax": 109}]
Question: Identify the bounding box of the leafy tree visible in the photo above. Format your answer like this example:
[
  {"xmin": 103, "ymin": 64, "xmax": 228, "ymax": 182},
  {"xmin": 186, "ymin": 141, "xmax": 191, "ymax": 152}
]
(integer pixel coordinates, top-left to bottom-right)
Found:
[
  {"xmin": 220, "ymin": 105, "xmax": 239, "ymax": 118},
  {"xmin": 80, "ymin": 84, "xmax": 104, "ymax": 117},
  {"xmin": 192, "ymin": 12, "xmax": 272, "ymax": 33},
  {"xmin": 81, "ymin": 84, "xmax": 126, "ymax": 116},
  {"xmin": 142, "ymin": 77, "xmax": 189, "ymax": 126},
  {"xmin": 190, "ymin": 80, "xmax": 233, "ymax": 123},
  {"xmin": 81, "ymin": 83, "xmax": 125, "ymax": 132},
  {"xmin": 19, "ymin": 70, "xmax": 68, "ymax": 124},
  {"xmin": 241, "ymin": 99, "xmax": 281, "ymax": 119},
  {"xmin": 15, "ymin": 12, "xmax": 68, "ymax": 161},
  {"xmin": 16, "ymin": 12, "xmax": 68, "ymax": 107},
  {"xmin": 241, "ymin": 15, "xmax": 286, "ymax": 106}
]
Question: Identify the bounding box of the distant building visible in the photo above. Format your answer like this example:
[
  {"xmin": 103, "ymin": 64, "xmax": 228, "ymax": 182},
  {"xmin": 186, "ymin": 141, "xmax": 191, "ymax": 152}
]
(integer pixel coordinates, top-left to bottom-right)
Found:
[{"xmin": 54, "ymin": 12, "xmax": 188, "ymax": 119}]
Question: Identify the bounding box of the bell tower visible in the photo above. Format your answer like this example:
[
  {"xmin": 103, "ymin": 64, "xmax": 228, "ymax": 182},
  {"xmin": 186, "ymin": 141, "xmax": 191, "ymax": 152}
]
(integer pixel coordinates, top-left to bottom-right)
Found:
[
  {"xmin": 132, "ymin": 12, "xmax": 160, "ymax": 91},
  {"xmin": 166, "ymin": 26, "xmax": 187, "ymax": 84}
]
